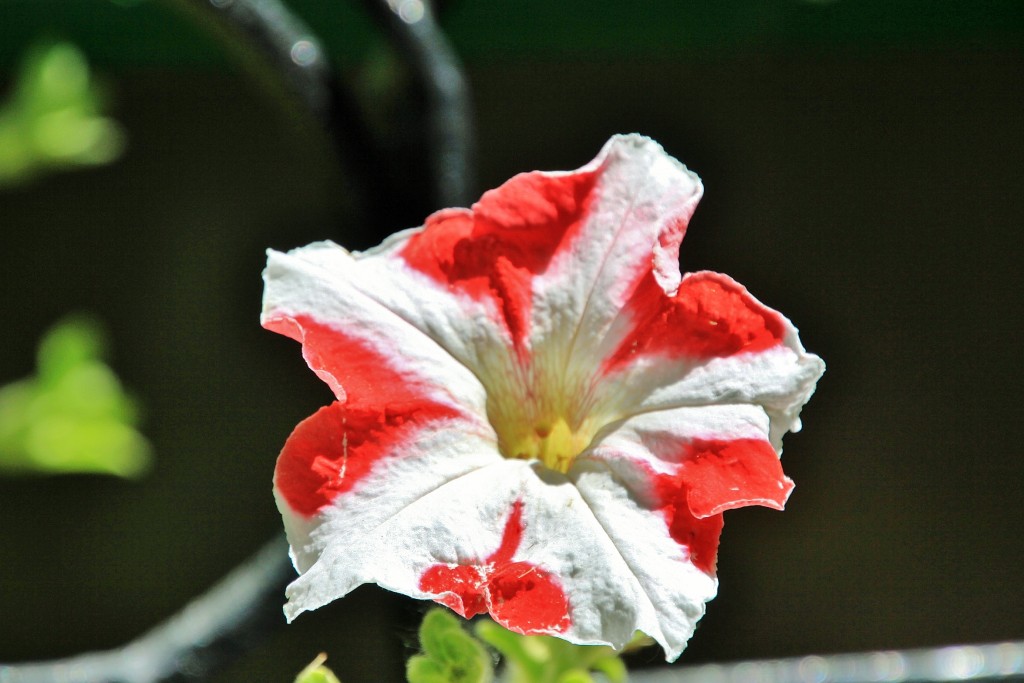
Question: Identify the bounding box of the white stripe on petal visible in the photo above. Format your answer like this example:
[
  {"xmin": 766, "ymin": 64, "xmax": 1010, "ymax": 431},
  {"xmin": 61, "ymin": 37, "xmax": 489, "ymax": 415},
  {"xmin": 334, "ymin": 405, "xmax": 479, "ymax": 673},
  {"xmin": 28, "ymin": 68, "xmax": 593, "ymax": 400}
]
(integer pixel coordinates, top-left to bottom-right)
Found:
[
  {"xmin": 572, "ymin": 461, "xmax": 717, "ymax": 660},
  {"xmin": 530, "ymin": 135, "xmax": 703, "ymax": 396},
  {"xmin": 263, "ymin": 243, "xmax": 491, "ymax": 417},
  {"xmin": 279, "ymin": 422, "xmax": 500, "ymax": 619}
]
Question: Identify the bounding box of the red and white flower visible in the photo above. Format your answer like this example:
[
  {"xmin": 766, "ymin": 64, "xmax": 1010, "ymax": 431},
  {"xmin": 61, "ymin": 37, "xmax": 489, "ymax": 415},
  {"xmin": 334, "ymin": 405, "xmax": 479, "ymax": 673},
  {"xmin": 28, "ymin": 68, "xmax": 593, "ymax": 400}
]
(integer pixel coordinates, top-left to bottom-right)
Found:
[{"xmin": 263, "ymin": 134, "xmax": 824, "ymax": 660}]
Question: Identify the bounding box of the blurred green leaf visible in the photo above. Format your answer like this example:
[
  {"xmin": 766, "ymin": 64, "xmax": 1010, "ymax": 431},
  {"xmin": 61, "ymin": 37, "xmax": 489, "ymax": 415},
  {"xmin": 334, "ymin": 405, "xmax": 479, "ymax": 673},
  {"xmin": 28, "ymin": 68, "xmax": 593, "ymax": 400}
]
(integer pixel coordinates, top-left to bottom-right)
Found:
[
  {"xmin": 475, "ymin": 620, "xmax": 633, "ymax": 683},
  {"xmin": 0, "ymin": 315, "xmax": 151, "ymax": 477},
  {"xmin": 294, "ymin": 653, "xmax": 342, "ymax": 683},
  {"xmin": 0, "ymin": 41, "xmax": 125, "ymax": 186},
  {"xmin": 407, "ymin": 609, "xmax": 493, "ymax": 683},
  {"xmin": 36, "ymin": 315, "xmax": 107, "ymax": 384}
]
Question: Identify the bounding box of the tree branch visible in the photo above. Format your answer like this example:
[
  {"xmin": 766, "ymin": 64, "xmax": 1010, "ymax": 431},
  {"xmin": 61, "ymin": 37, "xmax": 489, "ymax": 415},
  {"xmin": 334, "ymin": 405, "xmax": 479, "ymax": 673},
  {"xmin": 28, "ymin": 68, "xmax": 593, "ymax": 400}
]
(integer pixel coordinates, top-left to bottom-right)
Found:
[
  {"xmin": 167, "ymin": 0, "xmax": 401, "ymax": 234},
  {"xmin": 361, "ymin": 0, "xmax": 476, "ymax": 209},
  {"xmin": 168, "ymin": 0, "xmax": 333, "ymax": 124},
  {"xmin": 0, "ymin": 535, "xmax": 294, "ymax": 683}
]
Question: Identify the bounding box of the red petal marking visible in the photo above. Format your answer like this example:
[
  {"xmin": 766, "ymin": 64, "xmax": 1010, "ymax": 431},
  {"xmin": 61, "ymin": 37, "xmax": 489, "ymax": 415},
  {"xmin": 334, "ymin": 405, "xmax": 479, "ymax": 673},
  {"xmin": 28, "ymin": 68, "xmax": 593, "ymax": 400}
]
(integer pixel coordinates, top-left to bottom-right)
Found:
[
  {"xmin": 400, "ymin": 169, "xmax": 600, "ymax": 346},
  {"xmin": 653, "ymin": 438, "xmax": 792, "ymax": 576},
  {"xmin": 487, "ymin": 561, "xmax": 571, "ymax": 634},
  {"xmin": 682, "ymin": 439, "xmax": 794, "ymax": 518},
  {"xmin": 264, "ymin": 314, "xmax": 443, "ymax": 408},
  {"xmin": 267, "ymin": 315, "xmax": 460, "ymax": 518},
  {"xmin": 487, "ymin": 499, "xmax": 525, "ymax": 565},
  {"xmin": 664, "ymin": 506, "xmax": 725, "ymax": 576},
  {"xmin": 419, "ymin": 564, "xmax": 488, "ymax": 618},
  {"xmin": 418, "ymin": 500, "xmax": 571, "ymax": 634},
  {"xmin": 606, "ymin": 271, "xmax": 786, "ymax": 370}
]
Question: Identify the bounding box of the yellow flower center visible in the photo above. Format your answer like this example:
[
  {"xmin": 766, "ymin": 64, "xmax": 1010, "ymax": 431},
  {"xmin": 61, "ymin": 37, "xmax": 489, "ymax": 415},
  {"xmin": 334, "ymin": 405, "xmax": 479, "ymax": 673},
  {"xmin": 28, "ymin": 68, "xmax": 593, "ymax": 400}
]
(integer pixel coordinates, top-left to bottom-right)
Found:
[
  {"xmin": 483, "ymin": 356, "xmax": 600, "ymax": 474},
  {"xmin": 497, "ymin": 415, "xmax": 595, "ymax": 474}
]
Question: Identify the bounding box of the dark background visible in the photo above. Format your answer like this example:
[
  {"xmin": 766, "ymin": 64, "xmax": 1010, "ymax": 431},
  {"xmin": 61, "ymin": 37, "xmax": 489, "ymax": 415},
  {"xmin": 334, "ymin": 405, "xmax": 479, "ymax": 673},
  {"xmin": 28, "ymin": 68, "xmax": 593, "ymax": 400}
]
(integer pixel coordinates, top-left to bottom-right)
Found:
[{"xmin": 1, "ymin": 1, "xmax": 1022, "ymax": 681}]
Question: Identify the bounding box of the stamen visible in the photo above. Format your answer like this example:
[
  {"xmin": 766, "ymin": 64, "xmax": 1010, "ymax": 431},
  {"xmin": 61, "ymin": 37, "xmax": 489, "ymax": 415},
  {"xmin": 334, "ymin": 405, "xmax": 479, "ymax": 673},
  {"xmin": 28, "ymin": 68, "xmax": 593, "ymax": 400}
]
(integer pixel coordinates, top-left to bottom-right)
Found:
[{"xmin": 502, "ymin": 415, "xmax": 590, "ymax": 474}]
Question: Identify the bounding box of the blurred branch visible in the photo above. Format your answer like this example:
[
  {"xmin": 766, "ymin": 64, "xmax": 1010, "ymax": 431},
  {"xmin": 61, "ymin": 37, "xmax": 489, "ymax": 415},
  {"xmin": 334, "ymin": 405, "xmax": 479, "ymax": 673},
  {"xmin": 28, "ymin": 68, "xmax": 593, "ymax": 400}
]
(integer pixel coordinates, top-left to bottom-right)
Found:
[
  {"xmin": 164, "ymin": 0, "xmax": 477, "ymax": 229},
  {"xmin": 165, "ymin": 0, "xmax": 396, "ymax": 231},
  {"xmin": 0, "ymin": 535, "xmax": 293, "ymax": 683},
  {"xmin": 167, "ymin": 0, "xmax": 334, "ymax": 126},
  {"xmin": 631, "ymin": 640, "xmax": 1024, "ymax": 683},
  {"xmin": 361, "ymin": 0, "xmax": 475, "ymax": 208}
]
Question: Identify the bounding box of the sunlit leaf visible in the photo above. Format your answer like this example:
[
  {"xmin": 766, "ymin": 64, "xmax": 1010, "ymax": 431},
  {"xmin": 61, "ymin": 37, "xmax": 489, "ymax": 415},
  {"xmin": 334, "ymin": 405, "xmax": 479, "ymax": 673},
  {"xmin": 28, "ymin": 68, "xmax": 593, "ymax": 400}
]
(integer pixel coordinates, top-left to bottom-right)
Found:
[
  {"xmin": 407, "ymin": 610, "xmax": 493, "ymax": 683},
  {"xmin": 0, "ymin": 316, "xmax": 151, "ymax": 477},
  {"xmin": 476, "ymin": 619, "xmax": 633, "ymax": 683},
  {"xmin": 0, "ymin": 41, "xmax": 125, "ymax": 186}
]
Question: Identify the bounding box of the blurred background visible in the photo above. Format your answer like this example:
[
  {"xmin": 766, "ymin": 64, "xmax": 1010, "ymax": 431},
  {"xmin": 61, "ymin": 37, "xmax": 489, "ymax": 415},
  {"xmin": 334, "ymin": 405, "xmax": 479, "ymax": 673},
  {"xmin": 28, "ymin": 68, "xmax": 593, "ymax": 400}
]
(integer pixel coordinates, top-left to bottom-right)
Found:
[{"xmin": 1, "ymin": 1, "xmax": 1022, "ymax": 681}]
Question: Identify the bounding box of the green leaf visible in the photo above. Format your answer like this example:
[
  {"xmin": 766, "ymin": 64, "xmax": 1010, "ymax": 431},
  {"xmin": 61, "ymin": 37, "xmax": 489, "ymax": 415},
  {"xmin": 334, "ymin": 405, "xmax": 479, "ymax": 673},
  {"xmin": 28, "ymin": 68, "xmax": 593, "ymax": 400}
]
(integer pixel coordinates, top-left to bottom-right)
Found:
[
  {"xmin": 406, "ymin": 657, "xmax": 450, "ymax": 683},
  {"xmin": 475, "ymin": 621, "xmax": 546, "ymax": 683},
  {"xmin": 555, "ymin": 671, "xmax": 594, "ymax": 683},
  {"xmin": 0, "ymin": 41, "xmax": 125, "ymax": 186},
  {"xmin": 407, "ymin": 609, "xmax": 493, "ymax": 683},
  {"xmin": 0, "ymin": 316, "xmax": 151, "ymax": 477},
  {"xmin": 36, "ymin": 314, "xmax": 106, "ymax": 384},
  {"xmin": 475, "ymin": 620, "xmax": 633, "ymax": 683},
  {"xmin": 295, "ymin": 653, "xmax": 342, "ymax": 683},
  {"xmin": 590, "ymin": 656, "xmax": 628, "ymax": 683}
]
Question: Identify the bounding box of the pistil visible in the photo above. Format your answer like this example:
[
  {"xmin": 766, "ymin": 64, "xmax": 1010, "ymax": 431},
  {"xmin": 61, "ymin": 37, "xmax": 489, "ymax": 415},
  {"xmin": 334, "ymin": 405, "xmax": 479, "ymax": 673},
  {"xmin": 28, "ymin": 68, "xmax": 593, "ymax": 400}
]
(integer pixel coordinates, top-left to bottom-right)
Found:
[{"xmin": 504, "ymin": 416, "xmax": 591, "ymax": 474}]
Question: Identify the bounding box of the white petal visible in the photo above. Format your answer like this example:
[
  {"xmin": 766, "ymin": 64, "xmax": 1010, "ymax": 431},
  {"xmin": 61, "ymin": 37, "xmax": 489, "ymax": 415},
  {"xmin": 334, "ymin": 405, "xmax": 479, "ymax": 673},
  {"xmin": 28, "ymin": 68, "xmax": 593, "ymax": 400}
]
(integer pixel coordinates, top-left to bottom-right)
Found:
[
  {"xmin": 263, "ymin": 243, "xmax": 490, "ymax": 416},
  {"xmin": 279, "ymin": 421, "xmax": 499, "ymax": 619}
]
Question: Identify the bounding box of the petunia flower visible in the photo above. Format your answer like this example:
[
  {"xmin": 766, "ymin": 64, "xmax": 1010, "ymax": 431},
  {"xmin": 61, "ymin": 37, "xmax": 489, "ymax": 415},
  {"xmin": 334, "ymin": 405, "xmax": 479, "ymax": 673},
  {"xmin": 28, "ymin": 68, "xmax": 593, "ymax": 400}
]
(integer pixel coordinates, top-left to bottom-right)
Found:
[{"xmin": 263, "ymin": 134, "xmax": 824, "ymax": 661}]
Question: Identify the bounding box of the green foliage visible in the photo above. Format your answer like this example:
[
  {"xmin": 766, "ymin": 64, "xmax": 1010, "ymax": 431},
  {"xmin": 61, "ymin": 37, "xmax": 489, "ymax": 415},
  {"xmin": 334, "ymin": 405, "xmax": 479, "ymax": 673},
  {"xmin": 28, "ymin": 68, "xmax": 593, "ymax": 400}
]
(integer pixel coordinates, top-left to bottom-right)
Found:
[
  {"xmin": 407, "ymin": 610, "xmax": 494, "ymax": 683},
  {"xmin": 475, "ymin": 621, "xmax": 633, "ymax": 683},
  {"xmin": 294, "ymin": 653, "xmax": 342, "ymax": 683},
  {"xmin": 0, "ymin": 41, "xmax": 125, "ymax": 186},
  {"xmin": 405, "ymin": 609, "xmax": 642, "ymax": 683},
  {"xmin": 0, "ymin": 316, "xmax": 151, "ymax": 477}
]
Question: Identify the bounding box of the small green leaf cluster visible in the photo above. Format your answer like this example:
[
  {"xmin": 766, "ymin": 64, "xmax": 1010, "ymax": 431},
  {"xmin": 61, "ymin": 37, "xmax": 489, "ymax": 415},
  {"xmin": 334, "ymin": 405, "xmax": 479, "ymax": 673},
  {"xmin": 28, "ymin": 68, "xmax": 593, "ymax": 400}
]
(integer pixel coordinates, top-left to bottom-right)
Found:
[
  {"xmin": 408, "ymin": 609, "xmax": 495, "ymax": 683},
  {"xmin": 401, "ymin": 608, "xmax": 634, "ymax": 683},
  {"xmin": 475, "ymin": 620, "xmax": 627, "ymax": 683},
  {"xmin": 0, "ymin": 41, "xmax": 125, "ymax": 186},
  {"xmin": 0, "ymin": 316, "xmax": 151, "ymax": 477}
]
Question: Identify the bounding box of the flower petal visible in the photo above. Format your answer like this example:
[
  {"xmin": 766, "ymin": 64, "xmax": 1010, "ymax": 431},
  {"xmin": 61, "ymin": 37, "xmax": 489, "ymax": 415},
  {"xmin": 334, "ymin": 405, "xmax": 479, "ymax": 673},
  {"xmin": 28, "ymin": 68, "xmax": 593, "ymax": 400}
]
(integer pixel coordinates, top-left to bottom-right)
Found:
[
  {"xmin": 419, "ymin": 500, "xmax": 572, "ymax": 633},
  {"xmin": 396, "ymin": 135, "xmax": 700, "ymax": 352},
  {"xmin": 361, "ymin": 134, "xmax": 702, "ymax": 382},
  {"xmin": 272, "ymin": 236, "xmax": 528, "ymax": 414},
  {"xmin": 387, "ymin": 460, "xmax": 674, "ymax": 648},
  {"xmin": 570, "ymin": 461, "xmax": 716, "ymax": 660},
  {"xmin": 262, "ymin": 244, "xmax": 490, "ymax": 418},
  {"xmin": 676, "ymin": 439, "xmax": 793, "ymax": 518},
  {"xmin": 604, "ymin": 271, "xmax": 786, "ymax": 367},
  {"xmin": 522, "ymin": 135, "xmax": 704, "ymax": 365},
  {"xmin": 590, "ymin": 271, "xmax": 825, "ymax": 449},
  {"xmin": 283, "ymin": 447, "xmax": 716, "ymax": 656},
  {"xmin": 579, "ymin": 403, "xmax": 792, "ymax": 573},
  {"xmin": 399, "ymin": 165, "xmax": 601, "ymax": 349},
  {"xmin": 277, "ymin": 415, "xmax": 501, "ymax": 617}
]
